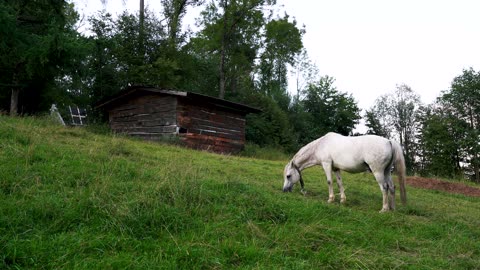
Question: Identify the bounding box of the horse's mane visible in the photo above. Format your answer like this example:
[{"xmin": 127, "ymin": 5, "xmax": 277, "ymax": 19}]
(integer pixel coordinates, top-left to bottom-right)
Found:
[{"xmin": 292, "ymin": 136, "xmax": 325, "ymax": 166}]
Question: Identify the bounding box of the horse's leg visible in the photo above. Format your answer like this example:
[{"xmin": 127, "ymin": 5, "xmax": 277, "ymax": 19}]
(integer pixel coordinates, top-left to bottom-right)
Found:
[
  {"xmin": 385, "ymin": 169, "xmax": 395, "ymax": 210},
  {"xmin": 322, "ymin": 162, "xmax": 335, "ymax": 203},
  {"xmin": 334, "ymin": 170, "xmax": 346, "ymax": 203},
  {"xmin": 373, "ymin": 171, "xmax": 389, "ymax": 212}
]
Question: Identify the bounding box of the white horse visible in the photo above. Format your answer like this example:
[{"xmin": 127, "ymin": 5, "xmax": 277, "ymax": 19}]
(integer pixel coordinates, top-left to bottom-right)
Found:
[{"xmin": 283, "ymin": 132, "xmax": 406, "ymax": 212}]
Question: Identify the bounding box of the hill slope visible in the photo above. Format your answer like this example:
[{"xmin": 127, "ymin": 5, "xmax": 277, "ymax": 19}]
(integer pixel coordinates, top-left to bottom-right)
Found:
[{"xmin": 1, "ymin": 116, "xmax": 480, "ymax": 269}]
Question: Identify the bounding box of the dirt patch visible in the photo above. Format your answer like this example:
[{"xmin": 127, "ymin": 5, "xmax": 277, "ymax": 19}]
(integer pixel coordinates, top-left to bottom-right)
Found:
[{"xmin": 406, "ymin": 177, "xmax": 480, "ymax": 197}]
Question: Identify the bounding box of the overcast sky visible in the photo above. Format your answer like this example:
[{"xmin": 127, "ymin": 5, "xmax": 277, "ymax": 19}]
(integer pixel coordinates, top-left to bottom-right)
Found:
[{"xmin": 74, "ymin": 0, "xmax": 480, "ymax": 111}]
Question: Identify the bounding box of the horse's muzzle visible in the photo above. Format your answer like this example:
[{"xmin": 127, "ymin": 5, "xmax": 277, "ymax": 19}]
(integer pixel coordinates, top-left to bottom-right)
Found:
[{"xmin": 283, "ymin": 185, "xmax": 293, "ymax": 192}]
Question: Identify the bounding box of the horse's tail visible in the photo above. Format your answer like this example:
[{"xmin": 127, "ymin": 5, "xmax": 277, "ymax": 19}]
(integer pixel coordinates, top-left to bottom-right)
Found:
[{"xmin": 391, "ymin": 141, "xmax": 407, "ymax": 205}]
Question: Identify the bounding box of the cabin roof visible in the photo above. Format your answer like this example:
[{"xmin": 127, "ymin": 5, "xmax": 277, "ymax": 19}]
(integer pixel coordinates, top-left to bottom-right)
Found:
[{"xmin": 95, "ymin": 86, "xmax": 261, "ymax": 114}]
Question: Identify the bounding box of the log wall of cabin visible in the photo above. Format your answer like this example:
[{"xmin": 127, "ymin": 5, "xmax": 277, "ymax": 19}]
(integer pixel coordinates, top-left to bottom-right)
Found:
[
  {"xmin": 177, "ymin": 98, "xmax": 246, "ymax": 153},
  {"xmin": 108, "ymin": 94, "xmax": 178, "ymax": 140}
]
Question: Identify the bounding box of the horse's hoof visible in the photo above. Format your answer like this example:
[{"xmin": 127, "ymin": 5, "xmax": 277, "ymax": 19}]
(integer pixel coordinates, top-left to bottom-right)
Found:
[
  {"xmin": 340, "ymin": 198, "xmax": 346, "ymax": 204},
  {"xmin": 327, "ymin": 198, "xmax": 335, "ymax": 203},
  {"xmin": 379, "ymin": 208, "xmax": 389, "ymax": 213}
]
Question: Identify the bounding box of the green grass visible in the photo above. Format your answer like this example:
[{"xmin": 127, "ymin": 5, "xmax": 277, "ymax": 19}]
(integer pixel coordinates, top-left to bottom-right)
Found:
[
  {"xmin": 240, "ymin": 143, "xmax": 291, "ymax": 161},
  {"xmin": 1, "ymin": 116, "xmax": 480, "ymax": 269}
]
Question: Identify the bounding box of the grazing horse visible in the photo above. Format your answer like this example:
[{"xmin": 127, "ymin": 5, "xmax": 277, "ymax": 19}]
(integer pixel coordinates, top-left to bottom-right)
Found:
[{"xmin": 283, "ymin": 132, "xmax": 406, "ymax": 212}]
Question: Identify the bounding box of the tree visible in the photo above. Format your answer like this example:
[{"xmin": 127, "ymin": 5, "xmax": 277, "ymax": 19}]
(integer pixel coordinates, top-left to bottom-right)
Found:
[
  {"xmin": 114, "ymin": 11, "xmax": 168, "ymax": 86},
  {"xmin": 245, "ymin": 93, "xmax": 295, "ymax": 149},
  {"xmin": 364, "ymin": 94, "xmax": 393, "ymax": 139},
  {"xmin": 84, "ymin": 9, "xmax": 175, "ymax": 107},
  {"xmin": 441, "ymin": 68, "xmax": 480, "ymax": 182},
  {"xmin": 51, "ymin": 3, "xmax": 92, "ymax": 109},
  {"xmin": 100, "ymin": 0, "xmax": 147, "ymax": 58},
  {"xmin": 195, "ymin": 0, "xmax": 276, "ymax": 99},
  {"xmin": 364, "ymin": 109, "xmax": 389, "ymax": 137},
  {"xmin": 257, "ymin": 14, "xmax": 304, "ymax": 111},
  {"xmin": 417, "ymin": 104, "xmax": 467, "ymax": 178},
  {"xmin": 369, "ymin": 84, "xmax": 422, "ymax": 173},
  {"xmin": 0, "ymin": 0, "xmax": 84, "ymax": 115},
  {"xmin": 297, "ymin": 76, "xmax": 361, "ymax": 145},
  {"xmin": 291, "ymin": 49, "xmax": 320, "ymax": 97},
  {"xmin": 87, "ymin": 12, "xmax": 119, "ymax": 105},
  {"xmin": 161, "ymin": 0, "xmax": 204, "ymax": 48}
]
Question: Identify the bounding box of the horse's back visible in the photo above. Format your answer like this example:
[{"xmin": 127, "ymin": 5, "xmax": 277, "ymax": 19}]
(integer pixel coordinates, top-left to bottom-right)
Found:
[
  {"xmin": 322, "ymin": 132, "xmax": 390, "ymax": 151},
  {"xmin": 320, "ymin": 133, "xmax": 392, "ymax": 172}
]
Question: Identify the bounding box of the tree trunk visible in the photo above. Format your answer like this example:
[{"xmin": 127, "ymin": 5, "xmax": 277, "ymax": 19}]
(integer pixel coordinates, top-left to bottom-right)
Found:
[
  {"xmin": 139, "ymin": 0, "xmax": 145, "ymax": 57},
  {"xmin": 10, "ymin": 88, "xmax": 20, "ymax": 116},
  {"xmin": 218, "ymin": 0, "xmax": 228, "ymax": 99},
  {"xmin": 10, "ymin": 69, "xmax": 20, "ymax": 116},
  {"xmin": 474, "ymin": 155, "xmax": 480, "ymax": 183},
  {"xmin": 219, "ymin": 43, "xmax": 226, "ymax": 99},
  {"xmin": 168, "ymin": 0, "xmax": 188, "ymax": 48}
]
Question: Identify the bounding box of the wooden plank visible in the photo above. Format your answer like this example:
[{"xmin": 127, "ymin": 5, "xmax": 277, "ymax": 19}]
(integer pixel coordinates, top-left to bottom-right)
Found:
[
  {"xmin": 128, "ymin": 131, "xmax": 177, "ymax": 136},
  {"xmin": 191, "ymin": 126, "xmax": 242, "ymax": 135},
  {"xmin": 178, "ymin": 98, "xmax": 247, "ymax": 117},
  {"xmin": 178, "ymin": 100, "xmax": 237, "ymax": 115},
  {"xmin": 112, "ymin": 115, "xmax": 176, "ymax": 124},
  {"xmin": 181, "ymin": 133, "xmax": 244, "ymax": 145},
  {"xmin": 144, "ymin": 105, "xmax": 177, "ymax": 114},
  {"xmin": 111, "ymin": 114, "xmax": 142, "ymax": 122},
  {"xmin": 189, "ymin": 122, "xmax": 243, "ymax": 134},
  {"xmin": 112, "ymin": 125, "xmax": 177, "ymax": 132},
  {"xmin": 111, "ymin": 104, "xmax": 138, "ymax": 112},
  {"xmin": 111, "ymin": 108, "xmax": 144, "ymax": 117},
  {"xmin": 112, "ymin": 111, "xmax": 176, "ymax": 122},
  {"xmin": 177, "ymin": 114, "xmax": 245, "ymax": 131},
  {"xmin": 148, "ymin": 110, "xmax": 177, "ymax": 119},
  {"xmin": 112, "ymin": 125, "xmax": 177, "ymax": 133},
  {"xmin": 110, "ymin": 118, "xmax": 177, "ymax": 129},
  {"xmin": 137, "ymin": 95, "xmax": 177, "ymax": 105},
  {"xmin": 180, "ymin": 107, "xmax": 244, "ymax": 122},
  {"xmin": 140, "ymin": 118, "xmax": 177, "ymax": 127},
  {"xmin": 186, "ymin": 128, "xmax": 243, "ymax": 140},
  {"xmin": 111, "ymin": 109, "xmax": 143, "ymax": 118},
  {"xmin": 189, "ymin": 116, "xmax": 244, "ymax": 129},
  {"xmin": 110, "ymin": 103, "xmax": 176, "ymax": 117},
  {"xmin": 179, "ymin": 133, "xmax": 244, "ymax": 153}
]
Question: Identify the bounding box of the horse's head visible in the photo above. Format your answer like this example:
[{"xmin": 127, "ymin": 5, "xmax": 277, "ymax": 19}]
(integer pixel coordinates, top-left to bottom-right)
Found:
[{"xmin": 283, "ymin": 161, "xmax": 304, "ymax": 192}]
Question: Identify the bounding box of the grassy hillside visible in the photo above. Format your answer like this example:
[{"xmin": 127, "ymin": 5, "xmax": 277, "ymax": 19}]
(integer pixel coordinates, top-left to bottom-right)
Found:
[{"xmin": 1, "ymin": 116, "xmax": 480, "ymax": 269}]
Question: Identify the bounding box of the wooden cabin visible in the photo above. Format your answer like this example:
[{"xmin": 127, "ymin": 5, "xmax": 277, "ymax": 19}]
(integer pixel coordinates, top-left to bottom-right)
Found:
[{"xmin": 96, "ymin": 86, "xmax": 260, "ymax": 153}]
